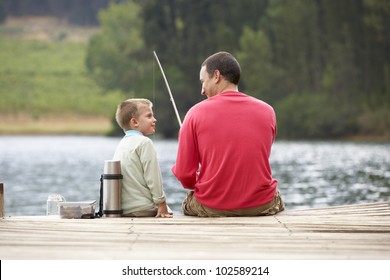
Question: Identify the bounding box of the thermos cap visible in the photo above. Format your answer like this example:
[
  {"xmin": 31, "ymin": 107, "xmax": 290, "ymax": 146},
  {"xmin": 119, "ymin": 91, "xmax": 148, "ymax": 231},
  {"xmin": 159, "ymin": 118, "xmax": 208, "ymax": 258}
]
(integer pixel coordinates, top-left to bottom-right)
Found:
[{"xmin": 103, "ymin": 160, "xmax": 121, "ymax": 174}]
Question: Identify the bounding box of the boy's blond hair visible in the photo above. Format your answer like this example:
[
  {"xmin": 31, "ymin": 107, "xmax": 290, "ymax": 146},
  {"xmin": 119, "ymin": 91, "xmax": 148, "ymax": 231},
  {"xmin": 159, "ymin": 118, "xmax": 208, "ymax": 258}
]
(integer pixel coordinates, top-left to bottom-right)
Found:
[{"xmin": 116, "ymin": 98, "xmax": 152, "ymax": 130}]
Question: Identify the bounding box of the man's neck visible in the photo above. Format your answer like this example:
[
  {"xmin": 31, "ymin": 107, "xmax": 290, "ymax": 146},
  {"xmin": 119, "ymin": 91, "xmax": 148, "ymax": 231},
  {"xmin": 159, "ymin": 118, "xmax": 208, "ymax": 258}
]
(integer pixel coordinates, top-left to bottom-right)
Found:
[{"xmin": 218, "ymin": 83, "xmax": 238, "ymax": 94}]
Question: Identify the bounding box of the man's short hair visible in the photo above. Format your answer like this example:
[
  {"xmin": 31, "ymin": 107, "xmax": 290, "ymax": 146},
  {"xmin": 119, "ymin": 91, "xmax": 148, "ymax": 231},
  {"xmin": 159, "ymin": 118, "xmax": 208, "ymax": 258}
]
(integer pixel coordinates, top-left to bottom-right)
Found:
[{"xmin": 201, "ymin": 51, "xmax": 241, "ymax": 85}]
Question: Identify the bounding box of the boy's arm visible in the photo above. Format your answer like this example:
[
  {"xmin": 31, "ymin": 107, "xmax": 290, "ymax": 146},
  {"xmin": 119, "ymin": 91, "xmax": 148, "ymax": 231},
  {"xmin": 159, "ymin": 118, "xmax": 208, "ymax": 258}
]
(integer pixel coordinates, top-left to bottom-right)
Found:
[{"xmin": 139, "ymin": 139, "xmax": 168, "ymax": 204}]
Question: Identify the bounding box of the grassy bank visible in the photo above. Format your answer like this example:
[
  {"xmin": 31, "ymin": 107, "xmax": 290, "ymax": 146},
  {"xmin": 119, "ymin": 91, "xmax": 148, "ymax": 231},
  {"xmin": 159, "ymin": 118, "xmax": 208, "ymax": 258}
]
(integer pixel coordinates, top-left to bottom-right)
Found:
[{"xmin": 0, "ymin": 17, "xmax": 125, "ymax": 135}]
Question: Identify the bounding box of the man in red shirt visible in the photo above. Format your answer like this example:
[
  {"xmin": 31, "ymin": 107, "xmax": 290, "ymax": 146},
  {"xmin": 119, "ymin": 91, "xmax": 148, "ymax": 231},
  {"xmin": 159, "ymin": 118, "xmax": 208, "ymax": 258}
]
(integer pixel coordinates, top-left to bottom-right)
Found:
[{"xmin": 172, "ymin": 52, "xmax": 284, "ymax": 217}]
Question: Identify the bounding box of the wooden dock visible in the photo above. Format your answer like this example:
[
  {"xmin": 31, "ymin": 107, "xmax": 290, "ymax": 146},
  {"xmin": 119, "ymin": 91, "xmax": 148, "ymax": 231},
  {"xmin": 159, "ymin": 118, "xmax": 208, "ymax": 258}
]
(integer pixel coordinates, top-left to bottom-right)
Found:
[{"xmin": 0, "ymin": 201, "xmax": 389, "ymax": 259}]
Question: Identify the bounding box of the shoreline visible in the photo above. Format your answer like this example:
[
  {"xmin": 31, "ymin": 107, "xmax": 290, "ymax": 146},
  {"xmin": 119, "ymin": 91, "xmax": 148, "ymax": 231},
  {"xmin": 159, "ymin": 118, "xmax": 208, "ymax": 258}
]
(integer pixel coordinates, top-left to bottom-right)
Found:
[
  {"xmin": 0, "ymin": 115, "xmax": 388, "ymax": 142},
  {"xmin": 0, "ymin": 115, "xmax": 113, "ymax": 136}
]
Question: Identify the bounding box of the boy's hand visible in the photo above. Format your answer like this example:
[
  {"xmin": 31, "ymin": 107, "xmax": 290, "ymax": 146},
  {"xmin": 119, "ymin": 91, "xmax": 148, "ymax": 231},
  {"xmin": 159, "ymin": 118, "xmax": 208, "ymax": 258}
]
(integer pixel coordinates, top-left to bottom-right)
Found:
[
  {"xmin": 155, "ymin": 201, "xmax": 173, "ymax": 218},
  {"xmin": 156, "ymin": 212, "xmax": 173, "ymax": 218}
]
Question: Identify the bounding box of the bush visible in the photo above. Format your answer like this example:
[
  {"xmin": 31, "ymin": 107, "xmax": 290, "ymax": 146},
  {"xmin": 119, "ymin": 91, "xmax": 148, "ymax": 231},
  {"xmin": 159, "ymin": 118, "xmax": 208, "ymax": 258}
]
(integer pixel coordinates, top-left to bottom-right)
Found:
[
  {"xmin": 275, "ymin": 93, "xmax": 359, "ymax": 139},
  {"xmin": 358, "ymin": 106, "xmax": 390, "ymax": 138}
]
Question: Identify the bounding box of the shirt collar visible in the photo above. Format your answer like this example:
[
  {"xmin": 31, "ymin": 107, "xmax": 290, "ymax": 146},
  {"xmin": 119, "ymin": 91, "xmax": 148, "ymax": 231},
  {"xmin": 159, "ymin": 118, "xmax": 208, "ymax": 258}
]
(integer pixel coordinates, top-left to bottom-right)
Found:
[{"xmin": 124, "ymin": 130, "xmax": 143, "ymax": 137}]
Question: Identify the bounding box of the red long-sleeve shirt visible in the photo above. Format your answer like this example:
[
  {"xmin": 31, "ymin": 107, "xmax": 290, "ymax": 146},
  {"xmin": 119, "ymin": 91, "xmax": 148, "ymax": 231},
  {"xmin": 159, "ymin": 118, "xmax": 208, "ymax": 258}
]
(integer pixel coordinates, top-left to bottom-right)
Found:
[{"xmin": 172, "ymin": 91, "xmax": 277, "ymax": 210}]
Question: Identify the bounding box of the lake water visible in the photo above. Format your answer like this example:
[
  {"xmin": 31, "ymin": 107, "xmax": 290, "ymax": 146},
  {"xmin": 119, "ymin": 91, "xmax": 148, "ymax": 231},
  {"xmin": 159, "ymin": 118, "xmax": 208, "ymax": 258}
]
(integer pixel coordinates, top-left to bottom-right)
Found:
[{"xmin": 0, "ymin": 136, "xmax": 389, "ymax": 216}]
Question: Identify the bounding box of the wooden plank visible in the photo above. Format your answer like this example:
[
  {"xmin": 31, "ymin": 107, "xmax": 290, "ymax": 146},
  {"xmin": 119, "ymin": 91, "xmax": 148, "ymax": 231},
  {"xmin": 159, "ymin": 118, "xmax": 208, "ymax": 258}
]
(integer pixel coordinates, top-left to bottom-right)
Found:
[
  {"xmin": 284, "ymin": 201, "xmax": 390, "ymax": 216},
  {"xmin": 0, "ymin": 201, "xmax": 389, "ymax": 260}
]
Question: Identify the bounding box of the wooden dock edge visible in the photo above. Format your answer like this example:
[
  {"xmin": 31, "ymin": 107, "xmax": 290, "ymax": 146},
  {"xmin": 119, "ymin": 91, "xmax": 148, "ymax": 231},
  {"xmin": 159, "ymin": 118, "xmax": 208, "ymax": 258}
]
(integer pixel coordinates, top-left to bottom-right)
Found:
[{"xmin": 0, "ymin": 200, "xmax": 389, "ymax": 259}]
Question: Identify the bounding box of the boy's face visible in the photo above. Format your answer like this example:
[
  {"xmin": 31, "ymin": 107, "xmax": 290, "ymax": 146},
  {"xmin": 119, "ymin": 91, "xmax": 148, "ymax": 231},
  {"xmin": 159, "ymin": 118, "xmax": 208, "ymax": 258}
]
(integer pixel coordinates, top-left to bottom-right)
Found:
[{"xmin": 132, "ymin": 105, "xmax": 156, "ymax": 136}]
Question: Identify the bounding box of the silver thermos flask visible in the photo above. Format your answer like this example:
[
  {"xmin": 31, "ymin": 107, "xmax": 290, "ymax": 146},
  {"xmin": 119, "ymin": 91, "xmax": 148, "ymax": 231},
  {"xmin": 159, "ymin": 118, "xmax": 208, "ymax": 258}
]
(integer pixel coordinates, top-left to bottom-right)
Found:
[{"xmin": 102, "ymin": 160, "xmax": 123, "ymax": 217}]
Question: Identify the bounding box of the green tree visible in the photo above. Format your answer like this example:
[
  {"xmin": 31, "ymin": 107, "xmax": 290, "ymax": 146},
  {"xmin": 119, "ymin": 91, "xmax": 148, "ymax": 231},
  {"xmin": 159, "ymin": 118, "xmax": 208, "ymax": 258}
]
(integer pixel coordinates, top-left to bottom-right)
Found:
[
  {"xmin": 86, "ymin": 0, "xmax": 150, "ymax": 95},
  {"xmin": 276, "ymin": 93, "xmax": 358, "ymax": 139},
  {"xmin": 84, "ymin": 0, "xmax": 389, "ymax": 139},
  {"xmin": 141, "ymin": 0, "xmax": 269, "ymax": 110},
  {"xmin": 237, "ymin": 26, "xmax": 285, "ymax": 103},
  {"xmin": 262, "ymin": 0, "xmax": 324, "ymax": 95}
]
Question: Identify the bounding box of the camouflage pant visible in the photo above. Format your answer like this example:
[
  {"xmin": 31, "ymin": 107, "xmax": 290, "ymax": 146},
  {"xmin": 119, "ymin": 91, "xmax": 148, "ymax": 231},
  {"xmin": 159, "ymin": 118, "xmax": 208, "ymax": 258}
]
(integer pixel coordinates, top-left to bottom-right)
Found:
[{"xmin": 182, "ymin": 190, "xmax": 285, "ymax": 217}]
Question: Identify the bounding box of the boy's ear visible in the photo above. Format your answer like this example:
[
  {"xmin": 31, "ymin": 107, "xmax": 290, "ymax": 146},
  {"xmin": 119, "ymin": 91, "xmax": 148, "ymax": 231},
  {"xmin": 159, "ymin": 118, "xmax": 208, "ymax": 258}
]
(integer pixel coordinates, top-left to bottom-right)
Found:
[{"xmin": 130, "ymin": 117, "xmax": 138, "ymax": 128}]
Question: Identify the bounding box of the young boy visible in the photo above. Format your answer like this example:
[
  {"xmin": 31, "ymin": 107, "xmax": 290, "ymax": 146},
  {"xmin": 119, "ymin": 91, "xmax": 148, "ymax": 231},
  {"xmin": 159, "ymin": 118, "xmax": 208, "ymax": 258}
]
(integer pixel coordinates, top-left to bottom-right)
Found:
[{"xmin": 113, "ymin": 98, "xmax": 172, "ymax": 218}]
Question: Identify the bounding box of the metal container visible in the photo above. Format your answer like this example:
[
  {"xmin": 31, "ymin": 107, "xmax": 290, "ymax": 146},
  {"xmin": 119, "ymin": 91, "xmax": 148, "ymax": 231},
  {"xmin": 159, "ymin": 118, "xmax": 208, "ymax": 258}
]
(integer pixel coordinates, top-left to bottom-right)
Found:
[{"xmin": 102, "ymin": 160, "xmax": 123, "ymax": 217}]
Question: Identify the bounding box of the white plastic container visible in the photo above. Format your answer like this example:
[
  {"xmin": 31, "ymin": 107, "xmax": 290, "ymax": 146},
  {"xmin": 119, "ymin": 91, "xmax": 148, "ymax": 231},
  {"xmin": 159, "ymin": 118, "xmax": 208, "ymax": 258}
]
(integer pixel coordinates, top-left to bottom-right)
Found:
[{"xmin": 46, "ymin": 194, "xmax": 66, "ymax": 215}]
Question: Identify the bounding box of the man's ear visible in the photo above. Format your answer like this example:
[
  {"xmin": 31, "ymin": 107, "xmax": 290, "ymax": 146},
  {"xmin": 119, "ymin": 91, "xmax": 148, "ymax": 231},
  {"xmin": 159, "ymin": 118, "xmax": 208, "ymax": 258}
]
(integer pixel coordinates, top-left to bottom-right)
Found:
[{"xmin": 214, "ymin": 70, "xmax": 221, "ymax": 83}]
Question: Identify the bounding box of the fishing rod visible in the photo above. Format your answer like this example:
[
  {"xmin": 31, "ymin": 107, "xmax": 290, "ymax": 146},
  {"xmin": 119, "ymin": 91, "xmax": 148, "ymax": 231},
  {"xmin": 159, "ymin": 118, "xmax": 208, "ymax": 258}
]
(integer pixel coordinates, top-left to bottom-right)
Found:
[{"xmin": 153, "ymin": 51, "xmax": 182, "ymax": 128}]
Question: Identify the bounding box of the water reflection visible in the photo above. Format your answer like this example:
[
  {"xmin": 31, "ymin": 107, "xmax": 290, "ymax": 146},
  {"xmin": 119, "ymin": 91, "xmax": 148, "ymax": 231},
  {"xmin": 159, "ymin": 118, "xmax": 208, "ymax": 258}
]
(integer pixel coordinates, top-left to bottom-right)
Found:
[
  {"xmin": 271, "ymin": 141, "xmax": 390, "ymax": 209},
  {"xmin": 0, "ymin": 136, "xmax": 389, "ymax": 215}
]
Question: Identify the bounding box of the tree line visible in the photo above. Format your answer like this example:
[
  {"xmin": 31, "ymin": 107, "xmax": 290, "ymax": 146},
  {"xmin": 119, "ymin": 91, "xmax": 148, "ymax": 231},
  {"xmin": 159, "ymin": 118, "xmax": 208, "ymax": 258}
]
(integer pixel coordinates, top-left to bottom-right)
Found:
[{"xmin": 2, "ymin": 0, "xmax": 389, "ymax": 139}]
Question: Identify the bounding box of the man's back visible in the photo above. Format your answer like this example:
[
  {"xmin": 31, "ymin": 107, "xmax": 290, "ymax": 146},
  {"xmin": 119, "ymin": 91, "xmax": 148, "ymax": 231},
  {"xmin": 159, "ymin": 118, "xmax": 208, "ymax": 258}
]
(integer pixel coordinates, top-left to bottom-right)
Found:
[{"xmin": 173, "ymin": 90, "xmax": 277, "ymax": 210}]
